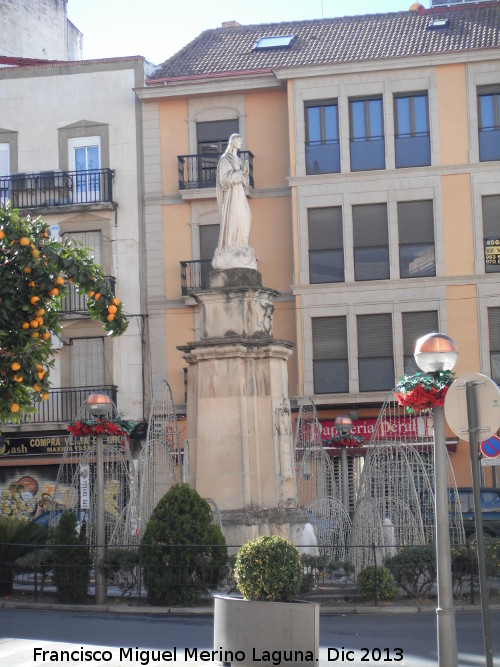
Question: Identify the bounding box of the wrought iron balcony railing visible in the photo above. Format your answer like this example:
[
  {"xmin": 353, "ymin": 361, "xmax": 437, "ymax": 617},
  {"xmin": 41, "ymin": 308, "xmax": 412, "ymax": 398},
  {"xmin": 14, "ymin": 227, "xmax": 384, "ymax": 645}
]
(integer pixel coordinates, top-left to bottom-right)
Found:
[
  {"xmin": 180, "ymin": 259, "xmax": 212, "ymax": 296},
  {"xmin": 0, "ymin": 168, "xmax": 114, "ymax": 209},
  {"xmin": 177, "ymin": 151, "xmax": 254, "ymax": 190},
  {"xmin": 61, "ymin": 276, "xmax": 116, "ymax": 317},
  {"xmin": 12, "ymin": 386, "xmax": 118, "ymax": 424}
]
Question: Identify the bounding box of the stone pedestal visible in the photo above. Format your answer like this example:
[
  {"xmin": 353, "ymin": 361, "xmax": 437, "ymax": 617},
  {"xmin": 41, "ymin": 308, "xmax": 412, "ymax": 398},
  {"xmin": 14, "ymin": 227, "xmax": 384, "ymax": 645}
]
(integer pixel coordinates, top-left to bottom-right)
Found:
[{"xmin": 179, "ymin": 269, "xmax": 305, "ymax": 545}]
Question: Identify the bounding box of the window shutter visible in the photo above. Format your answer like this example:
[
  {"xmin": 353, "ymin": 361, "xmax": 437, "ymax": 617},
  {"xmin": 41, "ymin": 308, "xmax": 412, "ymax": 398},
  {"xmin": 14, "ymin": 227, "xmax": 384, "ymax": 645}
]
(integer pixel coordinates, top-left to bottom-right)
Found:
[
  {"xmin": 199, "ymin": 224, "xmax": 220, "ymax": 261},
  {"xmin": 482, "ymin": 195, "xmax": 500, "ymax": 238},
  {"xmin": 478, "ymin": 85, "xmax": 500, "ymax": 96},
  {"xmin": 71, "ymin": 338, "xmax": 105, "ymax": 387},
  {"xmin": 402, "ymin": 311, "xmax": 439, "ymax": 355},
  {"xmin": 357, "ymin": 314, "xmax": 393, "ymax": 357},
  {"xmin": 0, "ymin": 143, "xmax": 10, "ymax": 176},
  {"xmin": 353, "ymin": 204, "xmax": 388, "ymax": 247},
  {"xmin": 308, "ymin": 207, "xmax": 343, "ymax": 250},
  {"xmin": 65, "ymin": 231, "xmax": 102, "ymax": 265},
  {"xmin": 197, "ymin": 120, "xmax": 239, "ymax": 143},
  {"xmin": 312, "ymin": 317, "xmax": 347, "ymax": 360},
  {"xmin": 398, "ymin": 200, "xmax": 434, "ymax": 244},
  {"xmin": 489, "ymin": 308, "xmax": 500, "ymax": 350}
]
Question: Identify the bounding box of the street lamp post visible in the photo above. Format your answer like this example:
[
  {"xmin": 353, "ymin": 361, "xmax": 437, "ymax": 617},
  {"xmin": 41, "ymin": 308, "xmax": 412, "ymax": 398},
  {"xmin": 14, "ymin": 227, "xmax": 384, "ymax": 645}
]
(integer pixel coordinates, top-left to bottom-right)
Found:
[
  {"xmin": 334, "ymin": 415, "xmax": 353, "ymax": 512},
  {"xmin": 87, "ymin": 392, "xmax": 112, "ymax": 606},
  {"xmin": 414, "ymin": 333, "xmax": 458, "ymax": 667}
]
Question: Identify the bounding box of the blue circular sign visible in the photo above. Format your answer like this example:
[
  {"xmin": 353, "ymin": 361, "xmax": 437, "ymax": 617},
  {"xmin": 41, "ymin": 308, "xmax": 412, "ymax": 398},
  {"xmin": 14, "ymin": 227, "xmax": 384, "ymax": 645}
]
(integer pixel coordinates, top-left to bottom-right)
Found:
[{"xmin": 481, "ymin": 435, "xmax": 500, "ymax": 458}]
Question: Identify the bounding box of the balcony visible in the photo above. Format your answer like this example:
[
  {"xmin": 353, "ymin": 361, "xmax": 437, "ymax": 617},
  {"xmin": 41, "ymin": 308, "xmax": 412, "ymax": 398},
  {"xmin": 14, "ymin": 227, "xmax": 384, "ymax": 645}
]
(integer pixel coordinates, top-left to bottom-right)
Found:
[
  {"xmin": 177, "ymin": 152, "xmax": 254, "ymax": 190},
  {"xmin": 180, "ymin": 259, "xmax": 212, "ymax": 296},
  {"xmin": 0, "ymin": 168, "xmax": 114, "ymax": 209},
  {"xmin": 12, "ymin": 386, "xmax": 117, "ymax": 425},
  {"xmin": 61, "ymin": 276, "xmax": 116, "ymax": 317}
]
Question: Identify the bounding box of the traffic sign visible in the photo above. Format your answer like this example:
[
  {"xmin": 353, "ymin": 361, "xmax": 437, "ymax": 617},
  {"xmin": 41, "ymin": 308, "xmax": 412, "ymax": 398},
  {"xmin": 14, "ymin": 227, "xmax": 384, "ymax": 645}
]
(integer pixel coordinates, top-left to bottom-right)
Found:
[
  {"xmin": 445, "ymin": 373, "xmax": 500, "ymax": 441},
  {"xmin": 481, "ymin": 435, "xmax": 500, "ymax": 459}
]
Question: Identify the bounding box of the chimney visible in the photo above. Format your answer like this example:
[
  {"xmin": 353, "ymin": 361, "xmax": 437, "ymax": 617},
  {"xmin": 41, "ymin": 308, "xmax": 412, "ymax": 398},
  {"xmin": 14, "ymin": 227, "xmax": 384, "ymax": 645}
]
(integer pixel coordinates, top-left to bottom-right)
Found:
[{"xmin": 222, "ymin": 21, "xmax": 241, "ymax": 28}]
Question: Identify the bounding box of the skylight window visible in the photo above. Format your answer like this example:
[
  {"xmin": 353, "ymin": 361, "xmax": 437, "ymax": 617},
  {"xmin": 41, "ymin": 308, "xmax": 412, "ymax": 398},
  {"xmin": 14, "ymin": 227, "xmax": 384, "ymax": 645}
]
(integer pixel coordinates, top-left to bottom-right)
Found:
[
  {"xmin": 428, "ymin": 18, "xmax": 450, "ymax": 29},
  {"xmin": 255, "ymin": 35, "xmax": 295, "ymax": 49}
]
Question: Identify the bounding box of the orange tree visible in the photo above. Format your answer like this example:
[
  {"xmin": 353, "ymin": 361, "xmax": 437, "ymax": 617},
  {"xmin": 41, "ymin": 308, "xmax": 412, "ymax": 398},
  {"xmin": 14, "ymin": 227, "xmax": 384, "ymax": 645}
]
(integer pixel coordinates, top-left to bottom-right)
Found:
[{"xmin": 0, "ymin": 206, "xmax": 128, "ymax": 424}]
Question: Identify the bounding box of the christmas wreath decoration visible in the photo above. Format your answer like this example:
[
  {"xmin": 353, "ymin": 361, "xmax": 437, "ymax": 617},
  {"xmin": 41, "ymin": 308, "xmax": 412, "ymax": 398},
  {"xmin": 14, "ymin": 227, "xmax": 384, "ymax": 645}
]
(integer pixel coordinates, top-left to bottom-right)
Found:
[
  {"xmin": 394, "ymin": 370, "xmax": 454, "ymax": 414},
  {"xmin": 324, "ymin": 434, "xmax": 364, "ymax": 448},
  {"xmin": 67, "ymin": 416, "xmax": 134, "ymax": 438}
]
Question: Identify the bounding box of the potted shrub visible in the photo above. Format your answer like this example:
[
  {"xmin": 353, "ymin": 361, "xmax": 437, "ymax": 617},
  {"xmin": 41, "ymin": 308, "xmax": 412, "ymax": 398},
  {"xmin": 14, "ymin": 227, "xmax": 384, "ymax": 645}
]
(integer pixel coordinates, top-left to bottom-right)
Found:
[{"xmin": 214, "ymin": 535, "xmax": 319, "ymax": 666}]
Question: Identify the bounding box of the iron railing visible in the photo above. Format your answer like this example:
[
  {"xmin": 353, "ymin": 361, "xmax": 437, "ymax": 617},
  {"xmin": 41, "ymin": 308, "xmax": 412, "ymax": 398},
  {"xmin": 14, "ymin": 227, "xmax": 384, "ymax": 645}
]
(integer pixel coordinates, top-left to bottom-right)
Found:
[
  {"xmin": 177, "ymin": 151, "xmax": 254, "ymax": 190},
  {"xmin": 13, "ymin": 385, "xmax": 117, "ymax": 424},
  {"xmin": 0, "ymin": 168, "xmax": 114, "ymax": 209},
  {"xmin": 61, "ymin": 276, "xmax": 116, "ymax": 316},
  {"xmin": 180, "ymin": 259, "xmax": 212, "ymax": 295}
]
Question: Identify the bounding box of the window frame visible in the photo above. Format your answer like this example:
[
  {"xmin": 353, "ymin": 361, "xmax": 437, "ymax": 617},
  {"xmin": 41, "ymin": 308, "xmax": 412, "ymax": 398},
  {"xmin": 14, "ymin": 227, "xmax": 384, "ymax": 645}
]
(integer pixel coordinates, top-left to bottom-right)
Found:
[
  {"xmin": 357, "ymin": 313, "xmax": 394, "ymax": 392},
  {"xmin": 348, "ymin": 96, "xmax": 385, "ymax": 171},
  {"xmin": 352, "ymin": 203, "xmax": 390, "ymax": 281},
  {"xmin": 398, "ymin": 200, "xmax": 436, "ymax": 279},
  {"xmin": 394, "ymin": 92, "xmax": 431, "ymax": 168},
  {"xmin": 478, "ymin": 86, "xmax": 500, "ymax": 162},
  {"xmin": 307, "ymin": 206, "xmax": 344, "ymax": 284},
  {"xmin": 305, "ymin": 100, "xmax": 340, "ymax": 175},
  {"xmin": 312, "ymin": 316, "xmax": 349, "ymax": 394}
]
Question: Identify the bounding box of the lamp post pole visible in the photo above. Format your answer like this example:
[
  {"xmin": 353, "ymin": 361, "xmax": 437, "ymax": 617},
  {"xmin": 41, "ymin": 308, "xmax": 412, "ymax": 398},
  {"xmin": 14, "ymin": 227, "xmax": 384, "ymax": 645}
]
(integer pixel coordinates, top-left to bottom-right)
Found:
[
  {"xmin": 414, "ymin": 333, "xmax": 458, "ymax": 667},
  {"xmin": 335, "ymin": 415, "xmax": 353, "ymax": 512},
  {"xmin": 86, "ymin": 392, "xmax": 112, "ymax": 607}
]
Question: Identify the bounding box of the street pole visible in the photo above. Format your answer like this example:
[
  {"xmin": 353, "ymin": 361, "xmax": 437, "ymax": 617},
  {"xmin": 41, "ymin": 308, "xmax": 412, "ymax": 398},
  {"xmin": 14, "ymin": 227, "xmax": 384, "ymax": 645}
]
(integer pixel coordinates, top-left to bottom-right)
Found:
[
  {"xmin": 341, "ymin": 446, "xmax": 349, "ymax": 512},
  {"xmin": 432, "ymin": 405, "xmax": 458, "ymax": 667},
  {"xmin": 465, "ymin": 381, "xmax": 493, "ymax": 667},
  {"xmin": 95, "ymin": 432, "xmax": 106, "ymax": 605}
]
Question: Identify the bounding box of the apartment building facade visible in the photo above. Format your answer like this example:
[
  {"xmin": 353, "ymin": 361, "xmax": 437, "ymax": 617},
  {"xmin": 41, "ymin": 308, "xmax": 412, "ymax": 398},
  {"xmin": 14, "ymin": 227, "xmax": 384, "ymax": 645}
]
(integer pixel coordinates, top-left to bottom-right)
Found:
[
  {"xmin": 0, "ymin": 57, "xmax": 148, "ymax": 518},
  {"xmin": 136, "ymin": 2, "xmax": 500, "ymax": 490}
]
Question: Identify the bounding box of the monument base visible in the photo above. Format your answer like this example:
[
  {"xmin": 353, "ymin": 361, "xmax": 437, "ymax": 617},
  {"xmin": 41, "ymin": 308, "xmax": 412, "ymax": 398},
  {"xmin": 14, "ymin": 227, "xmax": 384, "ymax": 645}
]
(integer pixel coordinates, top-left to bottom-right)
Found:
[{"xmin": 220, "ymin": 507, "xmax": 308, "ymax": 550}]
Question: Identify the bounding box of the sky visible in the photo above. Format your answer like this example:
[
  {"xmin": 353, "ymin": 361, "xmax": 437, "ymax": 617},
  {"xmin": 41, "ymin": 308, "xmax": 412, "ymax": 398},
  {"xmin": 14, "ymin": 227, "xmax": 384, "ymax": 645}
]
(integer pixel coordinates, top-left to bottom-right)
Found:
[{"xmin": 67, "ymin": 0, "xmax": 429, "ymax": 66}]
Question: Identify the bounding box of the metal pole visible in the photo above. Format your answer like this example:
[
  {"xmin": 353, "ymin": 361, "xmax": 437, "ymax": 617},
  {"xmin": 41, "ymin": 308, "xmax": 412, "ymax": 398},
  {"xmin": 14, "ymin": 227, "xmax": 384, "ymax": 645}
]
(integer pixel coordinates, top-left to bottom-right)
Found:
[
  {"xmin": 341, "ymin": 446, "xmax": 349, "ymax": 512},
  {"xmin": 95, "ymin": 433, "xmax": 106, "ymax": 605},
  {"xmin": 432, "ymin": 405, "xmax": 458, "ymax": 667},
  {"xmin": 465, "ymin": 381, "xmax": 493, "ymax": 667}
]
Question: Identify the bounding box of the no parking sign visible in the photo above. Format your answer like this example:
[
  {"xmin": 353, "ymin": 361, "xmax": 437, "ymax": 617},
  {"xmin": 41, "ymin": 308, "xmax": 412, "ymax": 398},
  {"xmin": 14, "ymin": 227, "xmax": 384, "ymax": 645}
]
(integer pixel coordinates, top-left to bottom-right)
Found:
[{"xmin": 480, "ymin": 435, "xmax": 500, "ymax": 466}]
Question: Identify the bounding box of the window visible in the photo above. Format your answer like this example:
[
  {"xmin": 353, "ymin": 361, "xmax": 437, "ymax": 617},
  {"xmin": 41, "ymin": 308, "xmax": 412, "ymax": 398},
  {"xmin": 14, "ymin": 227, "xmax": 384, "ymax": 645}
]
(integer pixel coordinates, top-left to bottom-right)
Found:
[
  {"xmin": 63, "ymin": 231, "xmax": 103, "ymax": 312},
  {"xmin": 398, "ymin": 200, "xmax": 436, "ymax": 278},
  {"xmin": 196, "ymin": 120, "xmax": 239, "ymax": 187},
  {"xmin": 312, "ymin": 317, "xmax": 349, "ymax": 394},
  {"xmin": 357, "ymin": 314, "xmax": 394, "ymax": 392},
  {"xmin": 478, "ymin": 86, "xmax": 500, "ymax": 162},
  {"xmin": 69, "ymin": 136, "xmax": 101, "ymax": 203},
  {"xmin": 353, "ymin": 203, "xmax": 389, "ymax": 281},
  {"xmin": 0, "ymin": 143, "xmax": 10, "ymax": 206},
  {"xmin": 69, "ymin": 337, "xmax": 105, "ymax": 420},
  {"xmin": 488, "ymin": 308, "xmax": 500, "ymax": 384},
  {"xmin": 394, "ymin": 93, "xmax": 430, "ymax": 168},
  {"xmin": 199, "ymin": 224, "xmax": 219, "ymax": 289},
  {"xmin": 402, "ymin": 311, "xmax": 439, "ymax": 374},
  {"xmin": 305, "ymin": 101, "xmax": 340, "ymax": 174},
  {"xmin": 255, "ymin": 35, "xmax": 295, "ymax": 49},
  {"xmin": 308, "ymin": 207, "xmax": 344, "ymax": 283},
  {"xmin": 482, "ymin": 195, "xmax": 500, "ymax": 273},
  {"xmin": 349, "ymin": 97, "xmax": 385, "ymax": 171}
]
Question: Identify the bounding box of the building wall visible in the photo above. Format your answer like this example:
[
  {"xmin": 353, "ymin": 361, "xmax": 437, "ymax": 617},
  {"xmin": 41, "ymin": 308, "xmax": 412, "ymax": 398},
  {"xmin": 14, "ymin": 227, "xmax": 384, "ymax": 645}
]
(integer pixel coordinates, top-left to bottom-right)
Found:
[{"xmin": 0, "ymin": 0, "xmax": 82, "ymax": 61}]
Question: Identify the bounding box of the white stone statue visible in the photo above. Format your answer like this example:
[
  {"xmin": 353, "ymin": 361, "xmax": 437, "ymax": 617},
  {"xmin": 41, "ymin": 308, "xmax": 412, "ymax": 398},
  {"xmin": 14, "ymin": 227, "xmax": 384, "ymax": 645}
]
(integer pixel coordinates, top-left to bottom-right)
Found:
[
  {"xmin": 299, "ymin": 522, "xmax": 319, "ymax": 556},
  {"xmin": 212, "ymin": 133, "xmax": 257, "ymax": 271}
]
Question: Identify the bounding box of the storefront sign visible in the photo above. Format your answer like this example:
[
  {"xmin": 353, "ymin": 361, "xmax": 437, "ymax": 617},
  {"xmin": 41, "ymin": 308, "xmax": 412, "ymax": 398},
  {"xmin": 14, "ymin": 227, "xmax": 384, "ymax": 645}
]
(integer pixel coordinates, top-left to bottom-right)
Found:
[
  {"xmin": 485, "ymin": 239, "xmax": 500, "ymax": 267},
  {"xmin": 0, "ymin": 432, "xmax": 89, "ymax": 457},
  {"xmin": 319, "ymin": 415, "xmax": 434, "ymax": 443}
]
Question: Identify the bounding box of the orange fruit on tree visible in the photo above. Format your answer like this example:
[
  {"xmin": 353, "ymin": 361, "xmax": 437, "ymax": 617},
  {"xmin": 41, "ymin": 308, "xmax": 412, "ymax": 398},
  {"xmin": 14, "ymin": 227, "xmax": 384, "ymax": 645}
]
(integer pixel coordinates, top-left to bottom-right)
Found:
[
  {"xmin": 112, "ymin": 297, "xmax": 120, "ymax": 306},
  {"xmin": 32, "ymin": 331, "xmax": 39, "ymax": 339},
  {"xmin": 41, "ymin": 392, "xmax": 49, "ymax": 401},
  {"xmin": 14, "ymin": 374, "xmax": 23, "ymax": 383},
  {"xmin": 11, "ymin": 362, "xmax": 20, "ymax": 371},
  {"xmin": 30, "ymin": 295, "xmax": 39, "ymax": 304},
  {"xmin": 10, "ymin": 403, "xmax": 20, "ymax": 413},
  {"xmin": 28, "ymin": 281, "xmax": 35, "ymax": 288},
  {"xmin": 35, "ymin": 316, "xmax": 43, "ymax": 325},
  {"xmin": 42, "ymin": 331, "xmax": 51, "ymax": 340},
  {"xmin": 94, "ymin": 292, "xmax": 101, "ymax": 300},
  {"xmin": 38, "ymin": 371, "xmax": 45, "ymax": 381},
  {"xmin": 56, "ymin": 276, "xmax": 64, "ymax": 286},
  {"xmin": 33, "ymin": 383, "xmax": 42, "ymax": 392},
  {"xmin": 36, "ymin": 308, "xmax": 45, "ymax": 316},
  {"xmin": 0, "ymin": 230, "xmax": 5, "ymax": 240},
  {"xmin": 107, "ymin": 313, "xmax": 115, "ymax": 321},
  {"xmin": 31, "ymin": 249, "xmax": 40, "ymax": 259},
  {"xmin": 19, "ymin": 237, "xmax": 30, "ymax": 246},
  {"xmin": 30, "ymin": 320, "xmax": 39, "ymax": 328},
  {"xmin": 48, "ymin": 287, "xmax": 59, "ymax": 297},
  {"xmin": 107, "ymin": 304, "xmax": 117, "ymax": 314},
  {"xmin": 87, "ymin": 291, "xmax": 95, "ymax": 297},
  {"xmin": 23, "ymin": 267, "xmax": 32, "ymax": 274},
  {"xmin": 21, "ymin": 322, "xmax": 30, "ymax": 330}
]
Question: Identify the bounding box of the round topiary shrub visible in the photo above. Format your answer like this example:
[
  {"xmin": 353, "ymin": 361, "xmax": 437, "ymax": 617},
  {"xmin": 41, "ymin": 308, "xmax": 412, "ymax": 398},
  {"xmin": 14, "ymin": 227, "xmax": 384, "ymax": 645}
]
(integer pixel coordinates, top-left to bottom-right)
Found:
[
  {"xmin": 356, "ymin": 565, "xmax": 398, "ymax": 602},
  {"xmin": 234, "ymin": 535, "xmax": 302, "ymax": 602},
  {"xmin": 141, "ymin": 483, "xmax": 227, "ymax": 606}
]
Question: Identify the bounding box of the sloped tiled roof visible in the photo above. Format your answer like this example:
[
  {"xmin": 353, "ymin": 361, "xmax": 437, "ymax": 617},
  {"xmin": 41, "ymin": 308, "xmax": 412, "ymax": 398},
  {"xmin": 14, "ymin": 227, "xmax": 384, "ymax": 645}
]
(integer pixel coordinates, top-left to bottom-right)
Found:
[{"xmin": 150, "ymin": 2, "xmax": 500, "ymax": 81}]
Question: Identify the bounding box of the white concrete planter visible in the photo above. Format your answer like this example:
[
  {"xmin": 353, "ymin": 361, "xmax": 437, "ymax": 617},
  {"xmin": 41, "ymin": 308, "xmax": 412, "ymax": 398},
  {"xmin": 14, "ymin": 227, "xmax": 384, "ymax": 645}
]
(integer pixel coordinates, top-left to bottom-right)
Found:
[{"xmin": 213, "ymin": 595, "xmax": 319, "ymax": 666}]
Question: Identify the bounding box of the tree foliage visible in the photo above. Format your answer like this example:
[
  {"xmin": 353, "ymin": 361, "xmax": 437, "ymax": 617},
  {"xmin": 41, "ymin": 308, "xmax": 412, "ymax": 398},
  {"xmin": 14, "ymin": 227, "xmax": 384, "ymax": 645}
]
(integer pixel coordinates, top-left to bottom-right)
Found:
[
  {"xmin": 52, "ymin": 511, "xmax": 91, "ymax": 604},
  {"xmin": 0, "ymin": 206, "xmax": 128, "ymax": 424}
]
